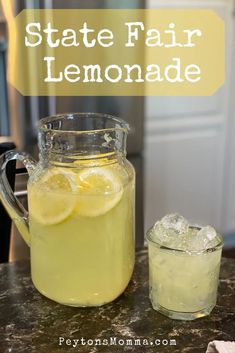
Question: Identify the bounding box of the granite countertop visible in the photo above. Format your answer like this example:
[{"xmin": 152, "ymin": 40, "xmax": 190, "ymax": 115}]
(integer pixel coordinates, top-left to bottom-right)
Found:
[{"xmin": 0, "ymin": 249, "xmax": 234, "ymax": 353}]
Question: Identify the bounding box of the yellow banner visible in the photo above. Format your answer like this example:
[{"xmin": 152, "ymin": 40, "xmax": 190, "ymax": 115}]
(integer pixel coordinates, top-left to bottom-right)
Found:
[{"xmin": 6, "ymin": 9, "xmax": 224, "ymax": 96}]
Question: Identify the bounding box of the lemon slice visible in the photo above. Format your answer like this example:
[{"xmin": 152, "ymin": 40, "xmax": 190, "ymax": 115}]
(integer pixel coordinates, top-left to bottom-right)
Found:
[
  {"xmin": 75, "ymin": 167, "xmax": 123, "ymax": 217},
  {"xmin": 28, "ymin": 168, "xmax": 77, "ymax": 225}
]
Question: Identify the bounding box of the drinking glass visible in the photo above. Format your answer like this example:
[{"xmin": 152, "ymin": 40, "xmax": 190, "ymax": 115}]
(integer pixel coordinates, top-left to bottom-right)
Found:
[{"xmin": 146, "ymin": 226, "xmax": 223, "ymax": 320}]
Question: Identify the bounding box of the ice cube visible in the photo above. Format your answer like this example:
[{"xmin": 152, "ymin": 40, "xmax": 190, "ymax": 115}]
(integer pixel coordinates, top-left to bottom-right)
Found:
[
  {"xmin": 190, "ymin": 226, "xmax": 218, "ymax": 251},
  {"xmin": 197, "ymin": 226, "xmax": 218, "ymax": 247},
  {"xmin": 161, "ymin": 213, "xmax": 189, "ymax": 235},
  {"xmin": 151, "ymin": 221, "xmax": 167, "ymax": 244},
  {"xmin": 150, "ymin": 214, "xmax": 189, "ymax": 248}
]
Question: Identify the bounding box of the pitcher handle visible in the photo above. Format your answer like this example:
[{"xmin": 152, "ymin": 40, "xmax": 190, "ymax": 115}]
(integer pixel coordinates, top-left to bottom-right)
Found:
[{"xmin": 0, "ymin": 150, "xmax": 37, "ymax": 246}]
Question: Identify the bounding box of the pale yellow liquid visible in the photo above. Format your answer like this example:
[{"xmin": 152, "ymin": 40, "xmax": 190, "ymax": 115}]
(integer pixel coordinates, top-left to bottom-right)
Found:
[
  {"xmin": 149, "ymin": 246, "xmax": 221, "ymax": 313},
  {"xmin": 28, "ymin": 176, "xmax": 135, "ymax": 306}
]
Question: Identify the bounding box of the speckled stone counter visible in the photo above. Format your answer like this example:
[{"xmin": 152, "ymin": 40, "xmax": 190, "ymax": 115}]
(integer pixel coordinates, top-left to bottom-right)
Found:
[{"xmin": 0, "ymin": 249, "xmax": 234, "ymax": 353}]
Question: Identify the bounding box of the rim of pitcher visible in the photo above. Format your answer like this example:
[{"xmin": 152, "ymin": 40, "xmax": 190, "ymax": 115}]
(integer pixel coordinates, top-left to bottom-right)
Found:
[{"xmin": 38, "ymin": 112, "xmax": 130, "ymax": 134}]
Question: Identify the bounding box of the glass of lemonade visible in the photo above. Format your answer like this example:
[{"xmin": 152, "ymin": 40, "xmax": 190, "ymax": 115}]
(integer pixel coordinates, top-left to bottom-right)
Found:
[
  {"xmin": 146, "ymin": 214, "xmax": 223, "ymax": 320},
  {"xmin": 0, "ymin": 113, "xmax": 135, "ymax": 306}
]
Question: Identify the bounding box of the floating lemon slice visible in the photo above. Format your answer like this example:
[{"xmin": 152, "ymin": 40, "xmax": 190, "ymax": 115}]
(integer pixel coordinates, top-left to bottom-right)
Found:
[
  {"xmin": 28, "ymin": 168, "xmax": 77, "ymax": 225},
  {"xmin": 75, "ymin": 167, "xmax": 123, "ymax": 217}
]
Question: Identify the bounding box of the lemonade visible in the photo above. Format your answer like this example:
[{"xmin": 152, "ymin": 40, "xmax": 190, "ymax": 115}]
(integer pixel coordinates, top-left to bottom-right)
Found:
[
  {"xmin": 28, "ymin": 160, "xmax": 135, "ymax": 306},
  {"xmin": 148, "ymin": 244, "xmax": 222, "ymax": 315}
]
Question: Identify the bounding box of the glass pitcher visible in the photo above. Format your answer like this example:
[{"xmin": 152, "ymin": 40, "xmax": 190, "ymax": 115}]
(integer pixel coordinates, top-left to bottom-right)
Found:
[{"xmin": 0, "ymin": 113, "xmax": 135, "ymax": 306}]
